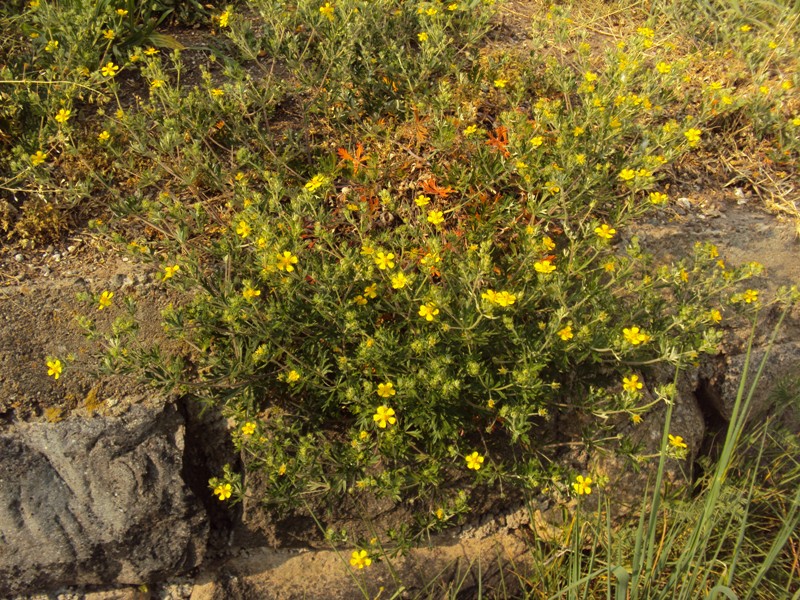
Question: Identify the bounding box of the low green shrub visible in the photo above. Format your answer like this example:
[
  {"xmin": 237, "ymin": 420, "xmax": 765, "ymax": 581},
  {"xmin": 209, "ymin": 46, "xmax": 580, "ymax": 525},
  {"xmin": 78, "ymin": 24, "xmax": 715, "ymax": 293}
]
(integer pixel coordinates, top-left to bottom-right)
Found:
[
  {"xmin": 18, "ymin": 0, "xmax": 794, "ymax": 552},
  {"xmin": 94, "ymin": 11, "xmax": 771, "ymax": 533}
]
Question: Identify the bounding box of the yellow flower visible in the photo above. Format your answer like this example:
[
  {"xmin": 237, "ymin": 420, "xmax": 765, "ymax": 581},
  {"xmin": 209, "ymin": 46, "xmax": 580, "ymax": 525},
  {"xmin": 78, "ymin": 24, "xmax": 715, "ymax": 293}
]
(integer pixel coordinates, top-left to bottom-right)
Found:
[
  {"xmin": 374, "ymin": 251, "xmax": 395, "ymax": 270},
  {"xmin": 304, "ymin": 174, "xmax": 328, "ymax": 192},
  {"xmin": 481, "ymin": 289, "xmax": 515, "ymax": 307},
  {"xmin": 241, "ymin": 422, "xmax": 256, "ymax": 436},
  {"xmin": 781, "ymin": 80, "xmax": 792, "ymax": 91},
  {"xmin": 219, "ymin": 9, "xmax": 231, "ymax": 27},
  {"xmin": 415, "ymin": 194, "xmax": 431, "ymax": 207},
  {"xmin": 495, "ymin": 291, "xmax": 516, "ymax": 307},
  {"xmin": 465, "ymin": 451, "xmax": 484, "ymax": 470},
  {"xmin": 584, "ymin": 71, "xmax": 598, "ymax": 82},
  {"xmin": 742, "ymin": 289, "xmax": 758, "ymax": 304},
  {"xmin": 791, "ymin": 117, "xmax": 800, "ymax": 127},
  {"xmin": 572, "ymin": 475, "xmax": 592, "ymax": 495},
  {"xmin": 759, "ymin": 85, "xmax": 769, "ymax": 95},
  {"xmin": 530, "ymin": 135, "xmax": 544, "ymax": 147},
  {"xmin": 594, "ymin": 224, "xmax": 616, "ymax": 240},
  {"xmin": 637, "ymin": 26, "xmax": 654, "ymax": 38},
  {"xmin": 349, "ymin": 550, "xmax": 372, "ymax": 569},
  {"xmin": 534, "ymin": 259, "xmax": 556, "ymax": 274},
  {"xmin": 353, "ymin": 295, "xmax": 367, "ymax": 305},
  {"xmin": 391, "ymin": 272, "xmax": 409, "ymax": 289},
  {"xmin": 98, "ymin": 130, "xmax": 110, "ymax": 142},
  {"xmin": 29, "ymin": 0, "xmax": 40, "ymax": 7},
  {"xmin": 557, "ymin": 325, "xmax": 573, "ymax": 341},
  {"xmin": 649, "ymin": 191, "xmax": 668, "ymax": 205},
  {"xmin": 364, "ymin": 283, "xmax": 377, "ymax": 298},
  {"xmin": 286, "ymin": 369, "xmax": 300, "ymax": 383},
  {"xmin": 462, "ymin": 124, "xmax": 478, "ymax": 137},
  {"xmin": 684, "ymin": 128, "xmax": 702, "ymax": 147},
  {"xmin": 656, "ymin": 62, "xmax": 671, "ymax": 74},
  {"xmin": 55, "ymin": 108, "xmax": 71, "ymax": 124},
  {"xmin": 103, "ymin": 29, "xmax": 115, "ymax": 40},
  {"xmin": 360, "ymin": 244, "xmax": 374, "ymax": 256},
  {"xmin": 144, "ymin": 47, "xmax": 159, "ymax": 56},
  {"xmin": 116, "ymin": 8, "xmax": 129, "ymax": 16},
  {"xmin": 419, "ymin": 302, "xmax": 439, "ymax": 321},
  {"xmin": 709, "ymin": 308, "xmax": 722, "ymax": 323},
  {"xmin": 618, "ymin": 168, "xmax": 636, "ymax": 181},
  {"xmin": 417, "ymin": 32, "xmax": 428, "ymax": 42},
  {"xmin": 150, "ymin": 79, "xmax": 164, "ymax": 89},
  {"xmin": 97, "ymin": 290, "xmax": 114, "ymax": 310},
  {"xmin": 319, "ymin": 2, "xmax": 335, "ymax": 20},
  {"xmin": 163, "ymin": 264, "xmax": 180, "ymax": 280},
  {"xmin": 623, "ymin": 326, "xmax": 650, "ymax": 345},
  {"xmin": 494, "ymin": 79, "xmax": 507, "ymax": 88},
  {"xmin": 631, "ymin": 413, "xmax": 643, "ymax": 424},
  {"xmin": 573, "ymin": 126, "xmax": 585, "ymax": 137},
  {"xmin": 623, "ymin": 375, "xmax": 643, "ymax": 393},
  {"xmin": 377, "ymin": 382, "xmax": 396, "ymax": 398},
  {"xmin": 420, "ymin": 252, "xmax": 440, "ymax": 266},
  {"xmin": 739, "ymin": 24, "xmax": 751, "ymax": 32},
  {"xmin": 277, "ymin": 251, "xmax": 298, "ymax": 272},
  {"xmin": 45, "ymin": 39, "xmax": 58, "ymax": 52},
  {"xmin": 242, "ymin": 285, "xmax": 261, "ymax": 300},
  {"xmin": 427, "ymin": 210, "xmax": 445, "ymax": 226},
  {"xmin": 214, "ymin": 483, "xmax": 232, "ymax": 500},
  {"xmin": 46, "ymin": 358, "xmax": 63, "ymax": 380},
  {"xmin": 31, "ymin": 150, "xmax": 47, "ymax": 166},
  {"xmin": 448, "ymin": 2, "xmax": 458, "ymax": 9},
  {"xmin": 373, "ymin": 405, "xmax": 397, "ymax": 428},
  {"xmin": 425, "ymin": 6, "xmax": 438, "ymax": 15},
  {"xmin": 236, "ymin": 220, "xmax": 251, "ymax": 238},
  {"xmin": 574, "ymin": 153, "xmax": 586, "ymax": 165},
  {"xmin": 542, "ymin": 236, "xmax": 556, "ymax": 251},
  {"xmin": 100, "ymin": 62, "xmax": 119, "ymax": 77},
  {"xmin": 278, "ymin": 463, "xmax": 287, "ymax": 475},
  {"xmin": 210, "ymin": 88, "xmax": 224, "ymax": 97},
  {"xmin": 668, "ymin": 434, "xmax": 687, "ymax": 449}
]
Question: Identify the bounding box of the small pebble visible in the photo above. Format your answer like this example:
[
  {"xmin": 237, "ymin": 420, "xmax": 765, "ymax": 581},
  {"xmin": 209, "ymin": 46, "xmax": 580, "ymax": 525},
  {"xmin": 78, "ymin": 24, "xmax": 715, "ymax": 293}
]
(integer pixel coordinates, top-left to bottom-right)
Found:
[{"xmin": 14, "ymin": 253, "xmax": 24, "ymax": 262}]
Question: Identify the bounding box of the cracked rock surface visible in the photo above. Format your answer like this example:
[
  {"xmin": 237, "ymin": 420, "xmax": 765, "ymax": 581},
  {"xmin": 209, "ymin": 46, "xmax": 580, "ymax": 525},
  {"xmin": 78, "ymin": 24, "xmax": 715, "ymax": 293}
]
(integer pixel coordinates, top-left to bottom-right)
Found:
[{"xmin": 0, "ymin": 402, "xmax": 208, "ymax": 595}]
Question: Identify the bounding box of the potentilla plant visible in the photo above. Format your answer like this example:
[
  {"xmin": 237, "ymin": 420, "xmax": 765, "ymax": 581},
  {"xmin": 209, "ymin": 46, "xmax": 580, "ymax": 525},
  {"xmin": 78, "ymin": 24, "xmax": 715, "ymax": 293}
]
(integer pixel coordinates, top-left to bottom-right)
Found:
[
  {"xmin": 75, "ymin": 0, "xmax": 770, "ymax": 539},
  {"xmin": 150, "ymin": 152, "xmax": 757, "ymax": 520}
]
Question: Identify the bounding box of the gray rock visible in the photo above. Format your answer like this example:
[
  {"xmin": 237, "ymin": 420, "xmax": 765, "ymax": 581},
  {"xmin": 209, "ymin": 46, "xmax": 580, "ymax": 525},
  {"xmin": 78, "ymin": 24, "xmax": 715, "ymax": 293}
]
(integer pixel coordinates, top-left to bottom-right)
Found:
[
  {"xmin": 702, "ymin": 342, "xmax": 800, "ymax": 423},
  {"xmin": 0, "ymin": 403, "xmax": 208, "ymax": 596}
]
